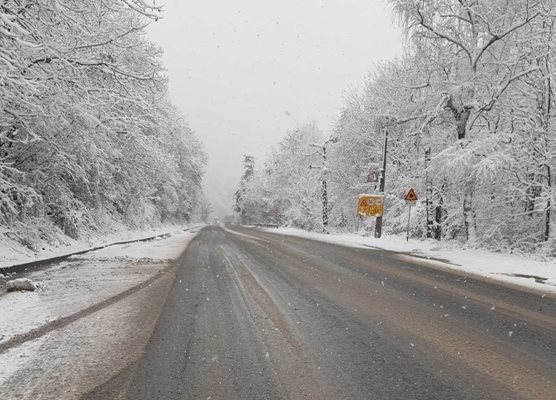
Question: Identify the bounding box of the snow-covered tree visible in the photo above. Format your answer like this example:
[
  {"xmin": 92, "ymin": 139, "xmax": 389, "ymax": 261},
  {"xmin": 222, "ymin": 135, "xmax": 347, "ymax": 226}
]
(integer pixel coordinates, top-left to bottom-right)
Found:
[
  {"xmin": 0, "ymin": 1, "xmax": 206, "ymax": 249},
  {"xmin": 235, "ymin": 123, "xmax": 325, "ymax": 230}
]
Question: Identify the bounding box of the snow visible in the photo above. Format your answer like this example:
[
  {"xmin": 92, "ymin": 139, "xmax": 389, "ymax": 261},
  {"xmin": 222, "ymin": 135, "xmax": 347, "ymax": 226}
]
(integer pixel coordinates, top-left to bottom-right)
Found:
[
  {"xmin": 0, "ymin": 227, "xmax": 201, "ymax": 393},
  {"xmin": 0, "ymin": 337, "xmax": 47, "ymax": 386},
  {"xmin": 78, "ymin": 228, "xmax": 197, "ymax": 262},
  {"xmin": 0, "ymin": 228, "xmax": 200, "ymax": 342},
  {"xmin": 262, "ymin": 227, "xmax": 556, "ymax": 296},
  {"xmin": 0, "ymin": 225, "xmax": 201, "ymax": 270},
  {"xmin": 6, "ymin": 278, "xmax": 36, "ymax": 292}
]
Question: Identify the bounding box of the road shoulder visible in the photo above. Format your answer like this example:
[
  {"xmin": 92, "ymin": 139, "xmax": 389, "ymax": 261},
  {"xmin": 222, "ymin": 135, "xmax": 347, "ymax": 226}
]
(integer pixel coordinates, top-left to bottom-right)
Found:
[{"xmin": 0, "ymin": 229, "xmax": 200, "ymax": 400}]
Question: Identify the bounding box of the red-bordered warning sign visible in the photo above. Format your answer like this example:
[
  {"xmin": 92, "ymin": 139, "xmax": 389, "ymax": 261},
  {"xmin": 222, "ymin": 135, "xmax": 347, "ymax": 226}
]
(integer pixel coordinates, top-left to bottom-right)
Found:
[{"xmin": 404, "ymin": 188, "xmax": 418, "ymax": 203}]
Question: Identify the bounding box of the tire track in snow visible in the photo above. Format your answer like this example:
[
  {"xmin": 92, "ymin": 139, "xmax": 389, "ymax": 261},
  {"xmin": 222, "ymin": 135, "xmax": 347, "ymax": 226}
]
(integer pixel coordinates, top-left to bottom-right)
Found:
[{"xmin": 0, "ymin": 265, "xmax": 174, "ymax": 355}]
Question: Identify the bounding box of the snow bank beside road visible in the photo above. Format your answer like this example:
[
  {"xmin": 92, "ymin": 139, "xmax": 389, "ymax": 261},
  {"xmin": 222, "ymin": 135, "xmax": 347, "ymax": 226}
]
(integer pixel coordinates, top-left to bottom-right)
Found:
[
  {"xmin": 0, "ymin": 225, "xmax": 202, "ymax": 270},
  {"xmin": 263, "ymin": 227, "xmax": 556, "ymax": 296},
  {"xmin": 75, "ymin": 228, "xmax": 200, "ymax": 262}
]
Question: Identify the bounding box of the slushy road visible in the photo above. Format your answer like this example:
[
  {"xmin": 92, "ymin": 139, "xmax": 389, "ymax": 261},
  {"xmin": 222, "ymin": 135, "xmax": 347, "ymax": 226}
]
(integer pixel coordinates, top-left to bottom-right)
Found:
[{"xmin": 87, "ymin": 225, "xmax": 556, "ymax": 400}]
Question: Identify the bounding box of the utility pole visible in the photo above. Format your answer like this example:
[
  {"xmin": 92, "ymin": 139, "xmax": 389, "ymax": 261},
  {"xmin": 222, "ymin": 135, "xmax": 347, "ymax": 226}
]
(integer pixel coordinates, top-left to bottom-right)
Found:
[
  {"xmin": 374, "ymin": 126, "xmax": 388, "ymax": 238},
  {"xmin": 309, "ymin": 136, "xmax": 337, "ymax": 234},
  {"xmin": 321, "ymin": 144, "xmax": 329, "ymax": 230}
]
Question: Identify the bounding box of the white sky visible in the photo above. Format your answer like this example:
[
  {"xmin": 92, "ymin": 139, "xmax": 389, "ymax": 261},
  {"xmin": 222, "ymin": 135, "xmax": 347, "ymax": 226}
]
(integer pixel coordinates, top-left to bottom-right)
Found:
[{"xmin": 147, "ymin": 0, "xmax": 403, "ymax": 217}]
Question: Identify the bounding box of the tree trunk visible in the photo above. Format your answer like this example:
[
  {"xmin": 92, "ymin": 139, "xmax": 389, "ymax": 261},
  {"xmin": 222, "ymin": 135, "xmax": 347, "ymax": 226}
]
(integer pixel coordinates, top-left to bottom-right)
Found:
[
  {"xmin": 433, "ymin": 180, "xmax": 446, "ymax": 241},
  {"xmin": 545, "ymin": 165, "xmax": 552, "ymax": 242},
  {"xmin": 434, "ymin": 202, "xmax": 443, "ymax": 240},
  {"xmin": 425, "ymin": 147, "xmax": 434, "ymax": 238},
  {"xmin": 446, "ymin": 95, "xmax": 472, "ymax": 140},
  {"xmin": 540, "ymin": 51, "xmax": 552, "ymax": 241},
  {"xmin": 463, "ymin": 178, "xmax": 477, "ymax": 243},
  {"xmin": 321, "ymin": 179, "xmax": 328, "ymax": 231}
]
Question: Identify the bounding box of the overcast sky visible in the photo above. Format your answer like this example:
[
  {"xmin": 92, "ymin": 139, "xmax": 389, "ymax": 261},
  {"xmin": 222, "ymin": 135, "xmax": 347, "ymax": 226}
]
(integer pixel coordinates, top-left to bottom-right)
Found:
[{"xmin": 147, "ymin": 0, "xmax": 403, "ymax": 217}]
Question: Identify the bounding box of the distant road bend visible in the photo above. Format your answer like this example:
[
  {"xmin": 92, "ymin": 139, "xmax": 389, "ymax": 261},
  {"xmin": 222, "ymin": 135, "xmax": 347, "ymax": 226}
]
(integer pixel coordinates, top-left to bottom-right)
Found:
[{"xmin": 87, "ymin": 225, "xmax": 556, "ymax": 400}]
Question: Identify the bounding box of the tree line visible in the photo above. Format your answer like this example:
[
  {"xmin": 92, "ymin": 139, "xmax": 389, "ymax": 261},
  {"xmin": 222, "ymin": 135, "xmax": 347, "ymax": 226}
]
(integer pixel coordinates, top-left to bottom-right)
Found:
[
  {"xmin": 235, "ymin": 0, "xmax": 556, "ymax": 256},
  {"xmin": 1, "ymin": 1, "xmax": 206, "ymax": 249}
]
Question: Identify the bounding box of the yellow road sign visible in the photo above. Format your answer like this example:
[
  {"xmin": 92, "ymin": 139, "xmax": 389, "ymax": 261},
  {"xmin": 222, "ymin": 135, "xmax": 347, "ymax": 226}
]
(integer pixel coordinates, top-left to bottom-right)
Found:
[{"xmin": 357, "ymin": 194, "xmax": 384, "ymax": 217}]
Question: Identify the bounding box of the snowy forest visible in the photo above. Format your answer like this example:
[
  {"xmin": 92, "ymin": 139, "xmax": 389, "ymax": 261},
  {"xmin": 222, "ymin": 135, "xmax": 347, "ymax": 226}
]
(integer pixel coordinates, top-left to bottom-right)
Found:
[
  {"xmin": 0, "ymin": 1, "xmax": 206, "ymax": 251},
  {"xmin": 235, "ymin": 0, "xmax": 556, "ymax": 256}
]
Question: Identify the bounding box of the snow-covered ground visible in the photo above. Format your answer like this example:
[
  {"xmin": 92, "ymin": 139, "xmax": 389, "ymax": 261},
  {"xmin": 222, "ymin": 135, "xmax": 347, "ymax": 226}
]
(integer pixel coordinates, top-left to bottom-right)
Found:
[
  {"xmin": 0, "ymin": 227, "xmax": 201, "ymax": 399},
  {"xmin": 262, "ymin": 227, "xmax": 556, "ymax": 296},
  {"xmin": 0, "ymin": 224, "xmax": 202, "ymax": 270}
]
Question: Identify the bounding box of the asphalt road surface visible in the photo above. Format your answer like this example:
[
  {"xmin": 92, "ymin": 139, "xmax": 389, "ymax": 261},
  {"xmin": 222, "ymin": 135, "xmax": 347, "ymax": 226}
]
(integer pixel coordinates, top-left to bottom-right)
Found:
[{"xmin": 86, "ymin": 225, "xmax": 556, "ymax": 400}]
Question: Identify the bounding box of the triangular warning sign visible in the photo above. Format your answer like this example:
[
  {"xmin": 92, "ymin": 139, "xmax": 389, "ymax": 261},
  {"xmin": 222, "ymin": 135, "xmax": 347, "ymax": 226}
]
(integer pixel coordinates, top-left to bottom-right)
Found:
[{"xmin": 404, "ymin": 188, "xmax": 418, "ymax": 202}]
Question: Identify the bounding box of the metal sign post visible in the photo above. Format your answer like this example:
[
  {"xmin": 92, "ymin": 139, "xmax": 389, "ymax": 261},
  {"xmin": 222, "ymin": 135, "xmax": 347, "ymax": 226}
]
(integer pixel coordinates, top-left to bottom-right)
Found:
[
  {"xmin": 406, "ymin": 204, "xmax": 412, "ymax": 242},
  {"xmin": 403, "ymin": 188, "xmax": 418, "ymax": 242}
]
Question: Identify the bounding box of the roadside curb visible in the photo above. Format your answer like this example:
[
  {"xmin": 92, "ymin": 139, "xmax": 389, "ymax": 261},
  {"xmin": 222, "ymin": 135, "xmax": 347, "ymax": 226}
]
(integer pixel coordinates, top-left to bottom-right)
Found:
[{"xmin": 0, "ymin": 228, "xmax": 191, "ymax": 276}]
